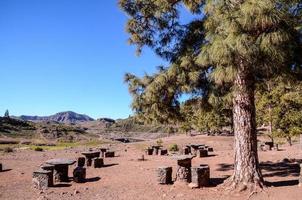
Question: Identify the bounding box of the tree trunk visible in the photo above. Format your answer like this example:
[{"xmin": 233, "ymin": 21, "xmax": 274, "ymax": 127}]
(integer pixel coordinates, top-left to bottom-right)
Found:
[
  {"xmin": 267, "ymin": 81, "xmax": 274, "ymax": 144},
  {"xmin": 225, "ymin": 62, "xmax": 264, "ymax": 191},
  {"xmin": 287, "ymin": 136, "xmax": 292, "ymax": 146}
]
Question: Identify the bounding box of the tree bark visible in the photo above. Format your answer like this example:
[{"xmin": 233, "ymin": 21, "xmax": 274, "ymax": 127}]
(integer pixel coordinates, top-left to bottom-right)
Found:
[{"xmin": 225, "ymin": 62, "xmax": 264, "ymax": 191}]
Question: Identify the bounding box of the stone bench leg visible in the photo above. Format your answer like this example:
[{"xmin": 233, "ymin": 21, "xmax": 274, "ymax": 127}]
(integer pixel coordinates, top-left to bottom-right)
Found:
[
  {"xmin": 86, "ymin": 158, "xmax": 93, "ymax": 167},
  {"xmin": 189, "ymin": 165, "xmax": 210, "ymax": 188},
  {"xmin": 73, "ymin": 167, "xmax": 86, "ymax": 183},
  {"xmin": 197, "ymin": 149, "xmax": 208, "ymax": 158},
  {"xmin": 0, "ymin": 163, "xmax": 2, "ymax": 172},
  {"xmin": 77, "ymin": 157, "xmax": 85, "ymax": 167},
  {"xmin": 159, "ymin": 149, "xmax": 168, "ymax": 156},
  {"xmin": 145, "ymin": 148, "xmax": 153, "ymax": 155},
  {"xmin": 191, "ymin": 147, "xmax": 197, "ymax": 156},
  {"xmin": 176, "ymin": 159, "xmax": 192, "ymax": 183},
  {"xmin": 153, "ymin": 148, "xmax": 158, "ymax": 155},
  {"xmin": 207, "ymin": 147, "xmax": 214, "ymax": 152},
  {"xmin": 54, "ymin": 165, "xmax": 69, "ymax": 182},
  {"xmin": 93, "ymin": 158, "xmax": 104, "ymax": 168},
  {"xmin": 299, "ymin": 164, "xmax": 302, "ymax": 187},
  {"xmin": 32, "ymin": 170, "xmax": 52, "ymax": 190},
  {"xmin": 182, "ymin": 147, "xmax": 190, "ymax": 155},
  {"xmin": 157, "ymin": 166, "xmax": 172, "ymax": 184},
  {"xmin": 105, "ymin": 151, "xmax": 115, "ymax": 158}
]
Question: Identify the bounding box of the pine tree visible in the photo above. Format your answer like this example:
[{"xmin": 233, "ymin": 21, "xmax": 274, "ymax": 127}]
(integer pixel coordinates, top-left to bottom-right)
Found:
[
  {"xmin": 256, "ymin": 77, "xmax": 302, "ymax": 145},
  {"xmin": 120, "ymin": 0, "xmax": 302, "ymax": 191},
  {"xmin": 4, "ymin": 109, "xmax": 9, "ymax": 118}
]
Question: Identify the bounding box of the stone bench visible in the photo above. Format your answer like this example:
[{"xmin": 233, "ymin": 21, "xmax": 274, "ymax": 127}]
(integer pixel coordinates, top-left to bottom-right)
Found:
[
  {"xmin": 196, "ymin": 149, "xmax": 208, "ymax": 158},
  {"xmin": 189, "ymin": 165, "xmax": 210, "ymax": 188},
  {"xmin": 32, "ymin": 169, "xmax": 53, "ymax": 190},
  {"xmin": 93, "ymin": 158, "xmax": 104, "ymax": 168},
  {"xmin": 182, "ymin": 146, "xmax": 190, "ymax": 155},
  {"xmin": 158, "ymin": 149, "xmax": 168, "ymax": 156},
  {"xmin": 105, "ymin": 151, "xmax": 115, "ymax": 158},
  {"xmin": 172, "ymin": 155, "xmax": 194, "ymax": 183},
  {"xmin": 77, "ymin": 157, "xmax": 85, "ymax": 167},
  {"xmin": 206, "ymin": 147, "xmax": 214, "ymax": 152},
  {"xmin": 145, "ymin": 148, "xmax": 153, "ymax": 155},
  {"xmin": 73, "ymin": 167, "xmax": 86, "ymax": 183},
  {"xmin": 299, "ymin": 164, "xmax": 302, "ymax": 187},
  {"xmin": 157, "ymin": 166, "xmax": 172, "ymax": 184}
]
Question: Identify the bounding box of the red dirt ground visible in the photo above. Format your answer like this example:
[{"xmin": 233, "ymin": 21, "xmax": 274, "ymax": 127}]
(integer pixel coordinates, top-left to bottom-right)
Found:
[{"xmin": 0, "ymin": 135, "xmax": 301, "ymax": 200}]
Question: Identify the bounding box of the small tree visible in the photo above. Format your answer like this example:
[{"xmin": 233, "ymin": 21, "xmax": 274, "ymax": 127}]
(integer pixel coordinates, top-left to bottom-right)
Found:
[{"xmin": 4, "ymin": 110, "xmax": 9, "ymax": 118}]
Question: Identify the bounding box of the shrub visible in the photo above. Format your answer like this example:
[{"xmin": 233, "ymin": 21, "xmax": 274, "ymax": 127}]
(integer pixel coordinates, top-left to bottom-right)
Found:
[
  {"xmin": 3, "ymin": 147, "xmax": 13, "ymax": 153},
  {"xmin": 156, "ymin": 139, "xmax": 163, "ymax": 146},
  {"xmin": 168, "ymin": 144, "xmax": 179, "ymax": 152},
  {"xmin": 34, "ymin": 147, "xmax": 43, "ymax": 151}
]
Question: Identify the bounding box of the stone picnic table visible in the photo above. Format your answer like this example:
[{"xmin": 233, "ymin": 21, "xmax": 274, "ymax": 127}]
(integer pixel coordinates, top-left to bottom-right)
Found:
[
  {"xmin": 81, "ymin": 151, "xmax": 101, "ymax": 166},
  {"xmin": 188, "ymin": 144, "xmax": 205, "ymax": 155},
  {"xmin": 171, "ymin": 155, "xmax": 194, "ymax": 183},
  {"xmin": 151, "ymin": 145, "xmax": 162, "ymax": 155},
  {"xmin": 46, "ymin": 158, "xmax": 76, "ymax": 182}
]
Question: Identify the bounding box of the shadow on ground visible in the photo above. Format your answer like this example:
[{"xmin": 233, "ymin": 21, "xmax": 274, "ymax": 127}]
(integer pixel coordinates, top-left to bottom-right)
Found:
[
  {"xmin": 102, "ymin": 163, "xmax": 119, "ymax": 168},
  {"xmin": 216, "ymin": 159, "xmax": 301, "ymax": 187},
  {"xmin": 85, "ymin": 176, "xmax": 101, "ymax": 183}
]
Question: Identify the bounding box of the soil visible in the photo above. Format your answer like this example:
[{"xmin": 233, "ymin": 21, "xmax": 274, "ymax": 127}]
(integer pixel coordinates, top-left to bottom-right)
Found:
[{"xmin": 0, "ymin": 135, "xmax": 301, "ymax": 200}]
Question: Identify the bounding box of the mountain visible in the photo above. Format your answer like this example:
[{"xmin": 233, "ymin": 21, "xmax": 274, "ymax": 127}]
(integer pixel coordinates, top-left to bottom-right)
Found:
[{"xmin": 18, "ymin": 111, "xmax": 94, "ymax": 124}]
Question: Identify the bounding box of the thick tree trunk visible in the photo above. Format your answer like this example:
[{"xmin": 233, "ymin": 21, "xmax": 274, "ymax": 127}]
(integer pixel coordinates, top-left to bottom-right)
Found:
[{"xmin": 225, "ymin": 62, "xmax": 264, "ymax": 191}]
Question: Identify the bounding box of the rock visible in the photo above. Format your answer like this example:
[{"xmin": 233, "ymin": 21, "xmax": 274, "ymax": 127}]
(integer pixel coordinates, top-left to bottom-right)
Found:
[{"xmin": 74, "ymin": 190, "xmax": 80, "ymax": 195}]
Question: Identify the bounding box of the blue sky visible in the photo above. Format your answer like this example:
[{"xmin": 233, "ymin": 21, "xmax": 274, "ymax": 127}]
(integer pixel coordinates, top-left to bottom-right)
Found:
[{"xmin": 0, "ymin": 0, "xmax": 194, "ymax": 119}]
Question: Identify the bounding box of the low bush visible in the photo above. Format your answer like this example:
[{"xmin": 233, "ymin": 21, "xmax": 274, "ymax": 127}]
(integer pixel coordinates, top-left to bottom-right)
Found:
[
  {"xmin": 168, "ymin": 144, "xmax": 179, "ymax": 152},
  {"xmin": 3, "ymin": 147, "xmax": 13, "ymax": 153},
  {"xmin": 34, "ymin": 147, "xmax": 43, "ymax": 151}
]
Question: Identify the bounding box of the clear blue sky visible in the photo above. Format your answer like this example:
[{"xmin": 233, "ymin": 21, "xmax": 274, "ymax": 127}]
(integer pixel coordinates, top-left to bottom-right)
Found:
[{"xmin": 0, "ymin": 0, "xmax": 193, "ymax": 119}]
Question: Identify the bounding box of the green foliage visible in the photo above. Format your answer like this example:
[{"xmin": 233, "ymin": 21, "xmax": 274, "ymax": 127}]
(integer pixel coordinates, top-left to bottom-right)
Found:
[
  {"xmin": 34, "ymin": 147, "xmax": 43, "ymax": 152},
  {"xmin": 168, "ymin": 143, "xmax": 179, "ymax": 152},
  {"xmin": 4, "ymin": 110, "xmax": 9, "ymax": 118},
  {"xmin": 256, "ymin": 77, "xmax": 302, "ymax": 144},
  {"xmin": 156, "ymin": 139, "xmax": 163, "ymax": 146},
  {"xmin": 120, "ymin": 0, "xmax": 301, "ymax": 134}
]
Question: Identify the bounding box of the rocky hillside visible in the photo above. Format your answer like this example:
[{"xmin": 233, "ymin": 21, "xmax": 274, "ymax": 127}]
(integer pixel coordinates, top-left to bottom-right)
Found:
[{"xmin": 17, "ymin": 111, "xmax": 94, "ymax": 124}]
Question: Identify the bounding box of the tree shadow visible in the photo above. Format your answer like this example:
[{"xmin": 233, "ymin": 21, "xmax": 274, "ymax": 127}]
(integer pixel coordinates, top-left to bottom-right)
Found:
[
  {"xmin": 216, "ymin": 163, "xmax": 233, "ymax": 172},
  {"xmin": 85, "ymin": 176, "xmax": 101, "ymax": 183},
  {"xmin": 0, "ymin": 169, "xmax": 12, "ymax": 172},
  {"xmin": 265, "ymin": 180, "xmax": 299, "ymax": 187},
  {"xmin": 209, "ymin": 176, "xmax": 230, "ymax": 187},
  {"xmin": 102, "ymin": 163, "xmax": 119, "ymax": 168},
  {"xmin": 206, "ymin": 154, "xmax": 217, "ymax": 158},
  {"xmin": 216, "ymin": 160, "xmax": 301, "ymax": 178},
  {"xmin": 260, "ymin": 161, "xmax": 300, "ymax": 178}
]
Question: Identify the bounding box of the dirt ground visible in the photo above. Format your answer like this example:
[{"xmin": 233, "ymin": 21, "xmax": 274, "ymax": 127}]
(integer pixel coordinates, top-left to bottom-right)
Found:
[{"xmin": 0, "ymin": 135, "xmax": 301, "ymax": 200}]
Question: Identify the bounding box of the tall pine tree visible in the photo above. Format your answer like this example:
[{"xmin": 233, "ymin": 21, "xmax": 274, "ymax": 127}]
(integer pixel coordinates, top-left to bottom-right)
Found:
[{"xmin": 120, "ymin": 0, "xmax": 301, "ymax": 191}]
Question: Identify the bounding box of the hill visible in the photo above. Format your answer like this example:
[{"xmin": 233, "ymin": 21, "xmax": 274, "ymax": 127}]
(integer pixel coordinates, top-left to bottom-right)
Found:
[{"xmin": 17, "ymin": 111, "xmax": 94, "ymax": 124}]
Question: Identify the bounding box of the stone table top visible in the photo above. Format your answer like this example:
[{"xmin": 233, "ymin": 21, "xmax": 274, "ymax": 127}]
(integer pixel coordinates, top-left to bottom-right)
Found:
[
  {"xmin": 81, "ymin": 151, "xmax": 100, "ymax": 158},
  {"xmin": 151, "ymin": 145, "xmax": 162, "ymax": 149},
  {"xmin": 171, "ymin": 155, "xmax": 195, "ymax": 161},
  {"xmin": 189, "ymin": 144, "xmax": 205, "ymax": 147},
  {"xmin": 46, "ymin": 158, "xmax": 76, "ymax": 166}
]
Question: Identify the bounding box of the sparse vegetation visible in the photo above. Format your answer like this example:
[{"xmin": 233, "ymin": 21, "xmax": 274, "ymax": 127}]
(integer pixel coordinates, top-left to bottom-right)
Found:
[
  {"xmin": 33, "ymin": 147, "xmax": 43, "ymax": 151},
  {"xmin": 156, "ymin": 139, "xmax": 163, "ymax": 147},
  {"xmin": 3, "ymin": 146, "xmax": 13, "ymax": 153},
  {"xmin": 168, "ymin": 144, "xmax": 179, "ymax": 152}
]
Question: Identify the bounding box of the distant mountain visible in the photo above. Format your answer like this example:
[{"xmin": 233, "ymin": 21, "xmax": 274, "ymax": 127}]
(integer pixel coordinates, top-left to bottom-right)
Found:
[{"xmin": 18, "ymin": 111, "xmax": 95, "ymax": 124}]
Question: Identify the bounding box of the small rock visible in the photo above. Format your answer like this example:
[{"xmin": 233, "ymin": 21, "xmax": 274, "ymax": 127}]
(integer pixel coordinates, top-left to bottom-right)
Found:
[{"xmin": 74, "ymin": 190, "xmax": 80, "ymax": 195}]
